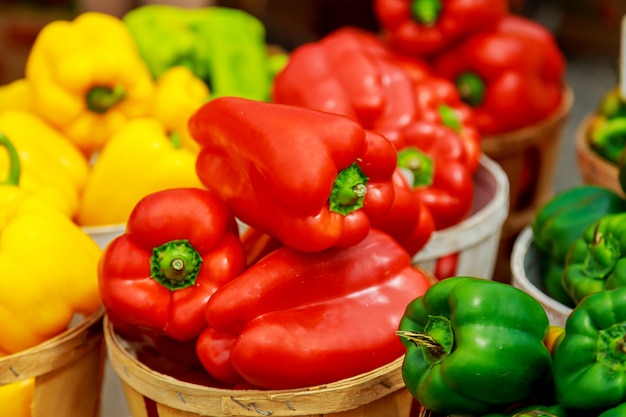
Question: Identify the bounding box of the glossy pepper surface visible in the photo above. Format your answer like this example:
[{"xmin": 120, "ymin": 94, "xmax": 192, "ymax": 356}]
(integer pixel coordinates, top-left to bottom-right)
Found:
[
  {"xmin": 0, "ymin": 134, "xmax": 102, "ymax": 354},
  {"xmin": 481, "ymin": 404, "xmax": 567, "ymax": 417},
  {"xmin": 190, "ymin": 97, "xmax": 397, "ymax": 253},
  {"xmin": 123, "ymin": 5, "xmax": 273, "ymax": 101},
  {"xmin": 374, "ymin": 0, "xmax": 508, "ymax": 56},
  {"xmin": 532, "ymin": 185, "xmax": 626, "ymax": 305},
  {"xmin": 553, "ymin": 286, "xmax": 626, "ymax": 410},
  {"xmin": 433, "ymin": 14, "xmax": 565, "ymax": 135},
  {"xmin": 196, "ymin": 229, "xmax": 433, "ymax": 389},
  {"xmin": 395, "ymin": 120, "xmax": 474, "ymax": 230},
  {"xmin": 76, "ymin": 117, "xmax": 204, "ymax": 226},
  {"xmin": 0, "ymin": 110, "xmax": 90, "ymax": 218},
  {"xmin": 98, "ymin": 187, "xmax": 246, "ymax": 341},
  {"xmin": 398, "ymin": 276, "xmax": 552, "ymax": 415},
  {"xmin": 25, "ymin": 12, "xmax": 155, "ymax": 157},
  {"xmin": 562, "ymin": 212, "xmax": 626, "ymax": 304}
]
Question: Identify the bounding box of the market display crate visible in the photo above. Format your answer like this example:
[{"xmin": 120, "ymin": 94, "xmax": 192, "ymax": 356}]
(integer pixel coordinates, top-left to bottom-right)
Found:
[
  {"xmin": 482, "ymin": 85, "xmax": 574, "ymax": 278},
  {"xmin": 412, "ymin": 154, "xmax": 509, "ymax": 281},
  {"xmin": 103, "ymin": 316, "xmax": 415, "ymax": 417},
  {"xmin": 510, "ymin": 226, "xmax": 572, "ymax": 327},
  {"xmin": 575, "ymin": 113, "xmax": 623, "ymax": 196},
  {"xmin": 0, "ymin": 308, "xmax": 105, "ymax": 417}
]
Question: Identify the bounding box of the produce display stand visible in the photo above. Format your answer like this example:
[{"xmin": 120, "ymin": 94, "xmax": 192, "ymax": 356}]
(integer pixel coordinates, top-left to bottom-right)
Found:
[
  {"xmin": 0, "ymin": 308, "xmax": 105, "ymax": 417},
  {"xmin": 575, "ymin": 113, "xmax": 623, "ymax": 195},
  {"xmin": 510, "ymin": 226, "xmax": 573, "ymax": 327},
  {"xmin": 103, "ymin": 316, "xmax": 415, "ymax": 417},
  {"xmin": 482, "ymin": 86, "xmax": 574, "ymax": 281},
  {"xmin": 412, "ymin": 155, "xmax": 509, "ymax": 281}
]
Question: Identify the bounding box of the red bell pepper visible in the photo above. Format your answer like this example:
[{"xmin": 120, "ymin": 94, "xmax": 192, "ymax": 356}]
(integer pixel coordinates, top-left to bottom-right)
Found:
[
  {"xmin": 98, "ymin": 187, "xmax": 247, "ymax": 341},
  {"xmin": 395, "ymin": 121, "xmax": 474, "ymax": 230},
  {"xmin": 189, "ymin": 97, "xmax": 397, "ymax": 253},
  {"xmin": 370, "ymin": 169, "xmax": 435, "ymax": 256},
  {"xmin": 432, "ymin": 14, "xmax": 566, "ymax": 135},
  {"xmin": 374, "ymin": 0, "xmax": 508, "ymax": 56},
  {"xmin": 196, "ymin": 229, "xmax": 433, "ymax": 389}
]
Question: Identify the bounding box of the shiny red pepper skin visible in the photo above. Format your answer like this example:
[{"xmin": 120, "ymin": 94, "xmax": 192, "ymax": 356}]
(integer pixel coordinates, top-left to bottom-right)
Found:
[
  {"xmin": 98, "ymin": 187, "xmax": 247, "ymax": 341},
  {"xmin": 433, "ymin": 14, "xmax": 565, "ymax": 135},
  {"xmin": 189, "ymin": 97, "xmax": 397, "ymax": 253},
  {"xmin": 374, "ymin": 0, "xmax": 508, "ymax": 56},
  {"xmin": 395, "ymin": 121, "xmax": 474, "ymax": 230},
  {"xmin": 196, "ymin": 229, "xmax": 433, "ymax": 389}
]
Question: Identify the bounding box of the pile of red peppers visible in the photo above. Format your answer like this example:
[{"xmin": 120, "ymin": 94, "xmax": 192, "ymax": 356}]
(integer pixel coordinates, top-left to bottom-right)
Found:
[{"xmin": 96, "ymin": 0, "xmax": 567, "ymax": 392}]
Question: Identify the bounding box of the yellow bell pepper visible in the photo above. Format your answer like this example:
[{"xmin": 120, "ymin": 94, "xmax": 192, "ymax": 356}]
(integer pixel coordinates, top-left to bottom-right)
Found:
[
  {"xmin": 76, "ymin": 117, "xmax": 204, "ymax": 226},
  {"xmin": 0, "ymin": 79, "xmax": 33, "ymax": 114},
  {"xmin": 25, "ymin": 12, "xmax": 155, "ymax": 158},
  {"xmin": 0, "ymin": 378, "xmax": 34, "ymax": 417},
  {"xmin": 150, "ymin": 66, "xmax": 210, "ymax": 153},
  {"xmin": 0, "ymin": 111, "xmax": 90, "ymax": 218},
  {"xmin": 0, "ymin": 133, "xmax": 102, "ymax": 354}
]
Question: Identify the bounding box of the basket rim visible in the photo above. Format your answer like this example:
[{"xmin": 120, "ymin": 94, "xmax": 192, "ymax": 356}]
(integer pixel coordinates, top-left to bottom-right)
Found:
[
  {"xmin": 412, "ymin": 154, "xmax": 509, "ymax": 261},
  {"xmin": 0, "ymin": 307, "xmax": 104, "ymax": 384},
  {"xmin": 481, "ymin": 84, "xmax": 574, "ymax": 148},
  {"xmin": 103, "ymin": 315, "xmax": 407, "ymax": 415}
]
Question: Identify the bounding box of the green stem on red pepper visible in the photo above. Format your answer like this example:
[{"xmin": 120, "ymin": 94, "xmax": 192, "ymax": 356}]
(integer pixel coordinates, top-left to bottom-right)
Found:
[
  {"xmin": 455, "ymin": 72, "xmax": 486, "ymax": 107},
  {"xmin": 411, "ymin": 0, "xmax": 442, "ymax": 26},
  {"xmin": 86, "ymin": 85, "xmax": 126, "ymax": 114},
  {"xmin": 0, "ymin": 133, "xmax": 21, "ymax": 186},
  {"xmin": 151, "ymin": 239, "xmax": 203, "ymax": 290},
  {"xmin": 438, "ymin": 104, "xmax": 462, "ymax": 133},
  {"xmin": 397, "ymin": 147, "xmax": 434, "ymax": 188},
  {"xmin": 329, "ymin": 163, "xmax": 369, "ymax": 215}
]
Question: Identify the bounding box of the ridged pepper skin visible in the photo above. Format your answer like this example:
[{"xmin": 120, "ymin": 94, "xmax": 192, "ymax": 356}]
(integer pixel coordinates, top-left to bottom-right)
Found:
[
  {"xmin": 398, "ymin": 276, "xmax": 552, "ymax": 415},
  {"xmin": 123, "ymin": 5, "xmax": 273, "ymax": 101},
  {"xmin": 190, "ymin": 97, "xmax": 397, "ymax": 253},
  {"xmin": 98, "ymin": 187, "xmax": 246, "ymax": 342},
  {"xmin": 553, "ymin": 286, "xmax": 626, "ymax": 410},
  {"xmin": 394, "ymin": 121, "xmax": 474, "ymax": 230},
  {"xmin": 374, "ymin": 0, "xmax": 508, "ymax": 56},
  {"xmin": 76, "ymin": 118, "xmax": 204, "ymax": 226},
  {"xmin": 196, "ymin": 229, "xmax": 433, "ymax": 389},
  {"xmin": 0, "ymin": 110, "xmax": 90, "ymax": 219},
  {"xmin": 25, "ymin": 12, "xmax": 155, "ymax": 157},
  {"xmin": 433, "ymin": 14, "xmax": 565, "ymax": 135},
  {"xmin": 0, "ymin": 135, "xmax": 102, "ymax": 354},
  {"xmin": 481, "ymin": 404, "xmax": 567, "ymax": 417},
  {"xmin": 562, "ymin": 212, "xmax": 626, "ymax": 304}
]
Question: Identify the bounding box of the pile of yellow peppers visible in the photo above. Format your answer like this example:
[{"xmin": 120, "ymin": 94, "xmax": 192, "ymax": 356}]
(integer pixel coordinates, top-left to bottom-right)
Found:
[{"xmin": 0, "ymin": 7, "xmax": 286, "ymax": 413}]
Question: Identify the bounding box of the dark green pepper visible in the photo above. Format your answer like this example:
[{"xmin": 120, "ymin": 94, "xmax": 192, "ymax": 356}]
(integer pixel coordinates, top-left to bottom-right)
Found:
[
  {"xmin": 397, "ymin": 276, "xmax": 552, "ymax": 416},
  {"xmin": 598, "ymin": 402, "xmax": 626, "ymax": 417},
  {"xmin": 553, "ymin": 285, "xmax": 626, "ymax": 410},
  {"xmin": 589, "ymin": 87, "xmax": 626, "ymax": 164},
  {"xmin": 123, "ymin": 5, "xmax": 278, "ymax": 101},
  {"xmin": 562, "ymin": 212, "xmax": 626, "ymax": 304},
  {"xmin": 532, "ymin": 185, "xmax": 626, "ymax": 304}
]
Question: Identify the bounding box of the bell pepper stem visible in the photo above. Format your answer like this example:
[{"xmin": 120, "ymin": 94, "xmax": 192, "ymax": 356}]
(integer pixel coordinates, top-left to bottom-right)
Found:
[
  {"xmin": 411, "ymin": 0, "xmax": 442, "ymax": 26},
  {"xmin": 456, "ymin": 72, "xmax": 486, "ymax": 107},
  {"xmin": 329, "ymin": 163, "xmax": 369, "ymax": 216},
  {"xmin": 86, "ymin": 85, "xmax": 126, "ymax": 114},
  {"xmin": 151, "ymin": 239, "xmax": 203, "ymax": 290},
  {"xmin": 585, "ymin": 226, "xmax": 620, "ymax": 277},
  {"xmin": 396, "ymin": 330, "xmax": 445, "ymax": 358},
  {"xmin": 0, "ymin": 132, "xmax": 21, "ymax": 186},
  {"xmin": 397, "ymin": 147, "xmax": 434, "ymax": 188},
  {"xmin": 438, "ymin": 105, "xmax": 462, "ymax": 133}
]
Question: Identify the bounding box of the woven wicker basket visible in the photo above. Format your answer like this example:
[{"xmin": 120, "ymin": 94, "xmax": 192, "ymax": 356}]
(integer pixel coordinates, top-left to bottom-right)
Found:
[
  {"xmin": 0, "ymin": 308, "xmax": 105, "ymax": 417},
  {"xmin": 104, "ymin": 316, "xmax": 415, "ymax": 417}
]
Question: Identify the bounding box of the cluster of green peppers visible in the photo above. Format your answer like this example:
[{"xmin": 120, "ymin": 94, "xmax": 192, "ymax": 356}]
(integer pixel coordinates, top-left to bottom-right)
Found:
[{"xmin": 588, "ymin": 87, "xmax": 626, "ymax": 165}]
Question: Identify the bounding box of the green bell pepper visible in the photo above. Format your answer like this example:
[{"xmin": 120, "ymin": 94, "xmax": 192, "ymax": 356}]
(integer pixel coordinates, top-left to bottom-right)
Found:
[
  {"xmin": 562, "ymin": 212, "xmax": 626, "ymax": 304},
  {"xmin": 589, "ymin": 87, "xmax": 626, "ymax": 164},
  {"xmin": 123, "ymin": 5, "xmax": 278, "ymax": 101},
  {"xmin": 599, "ymin": 402, "xmax": 626, "ymax": 417},
  {"xmin": 397, "ymin": 276, "xmax": 552, "ymax": 416},
  {"xmin": 553, "ymin": 285, "xmax": 626, "ymax": 410},
  {"xmin": 532, "ymin": 185, "xmax": 626, "ymax": 305},
  {"xmin": 481, "ymin": 404, "xmax": 567, "ymax": 417}
]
